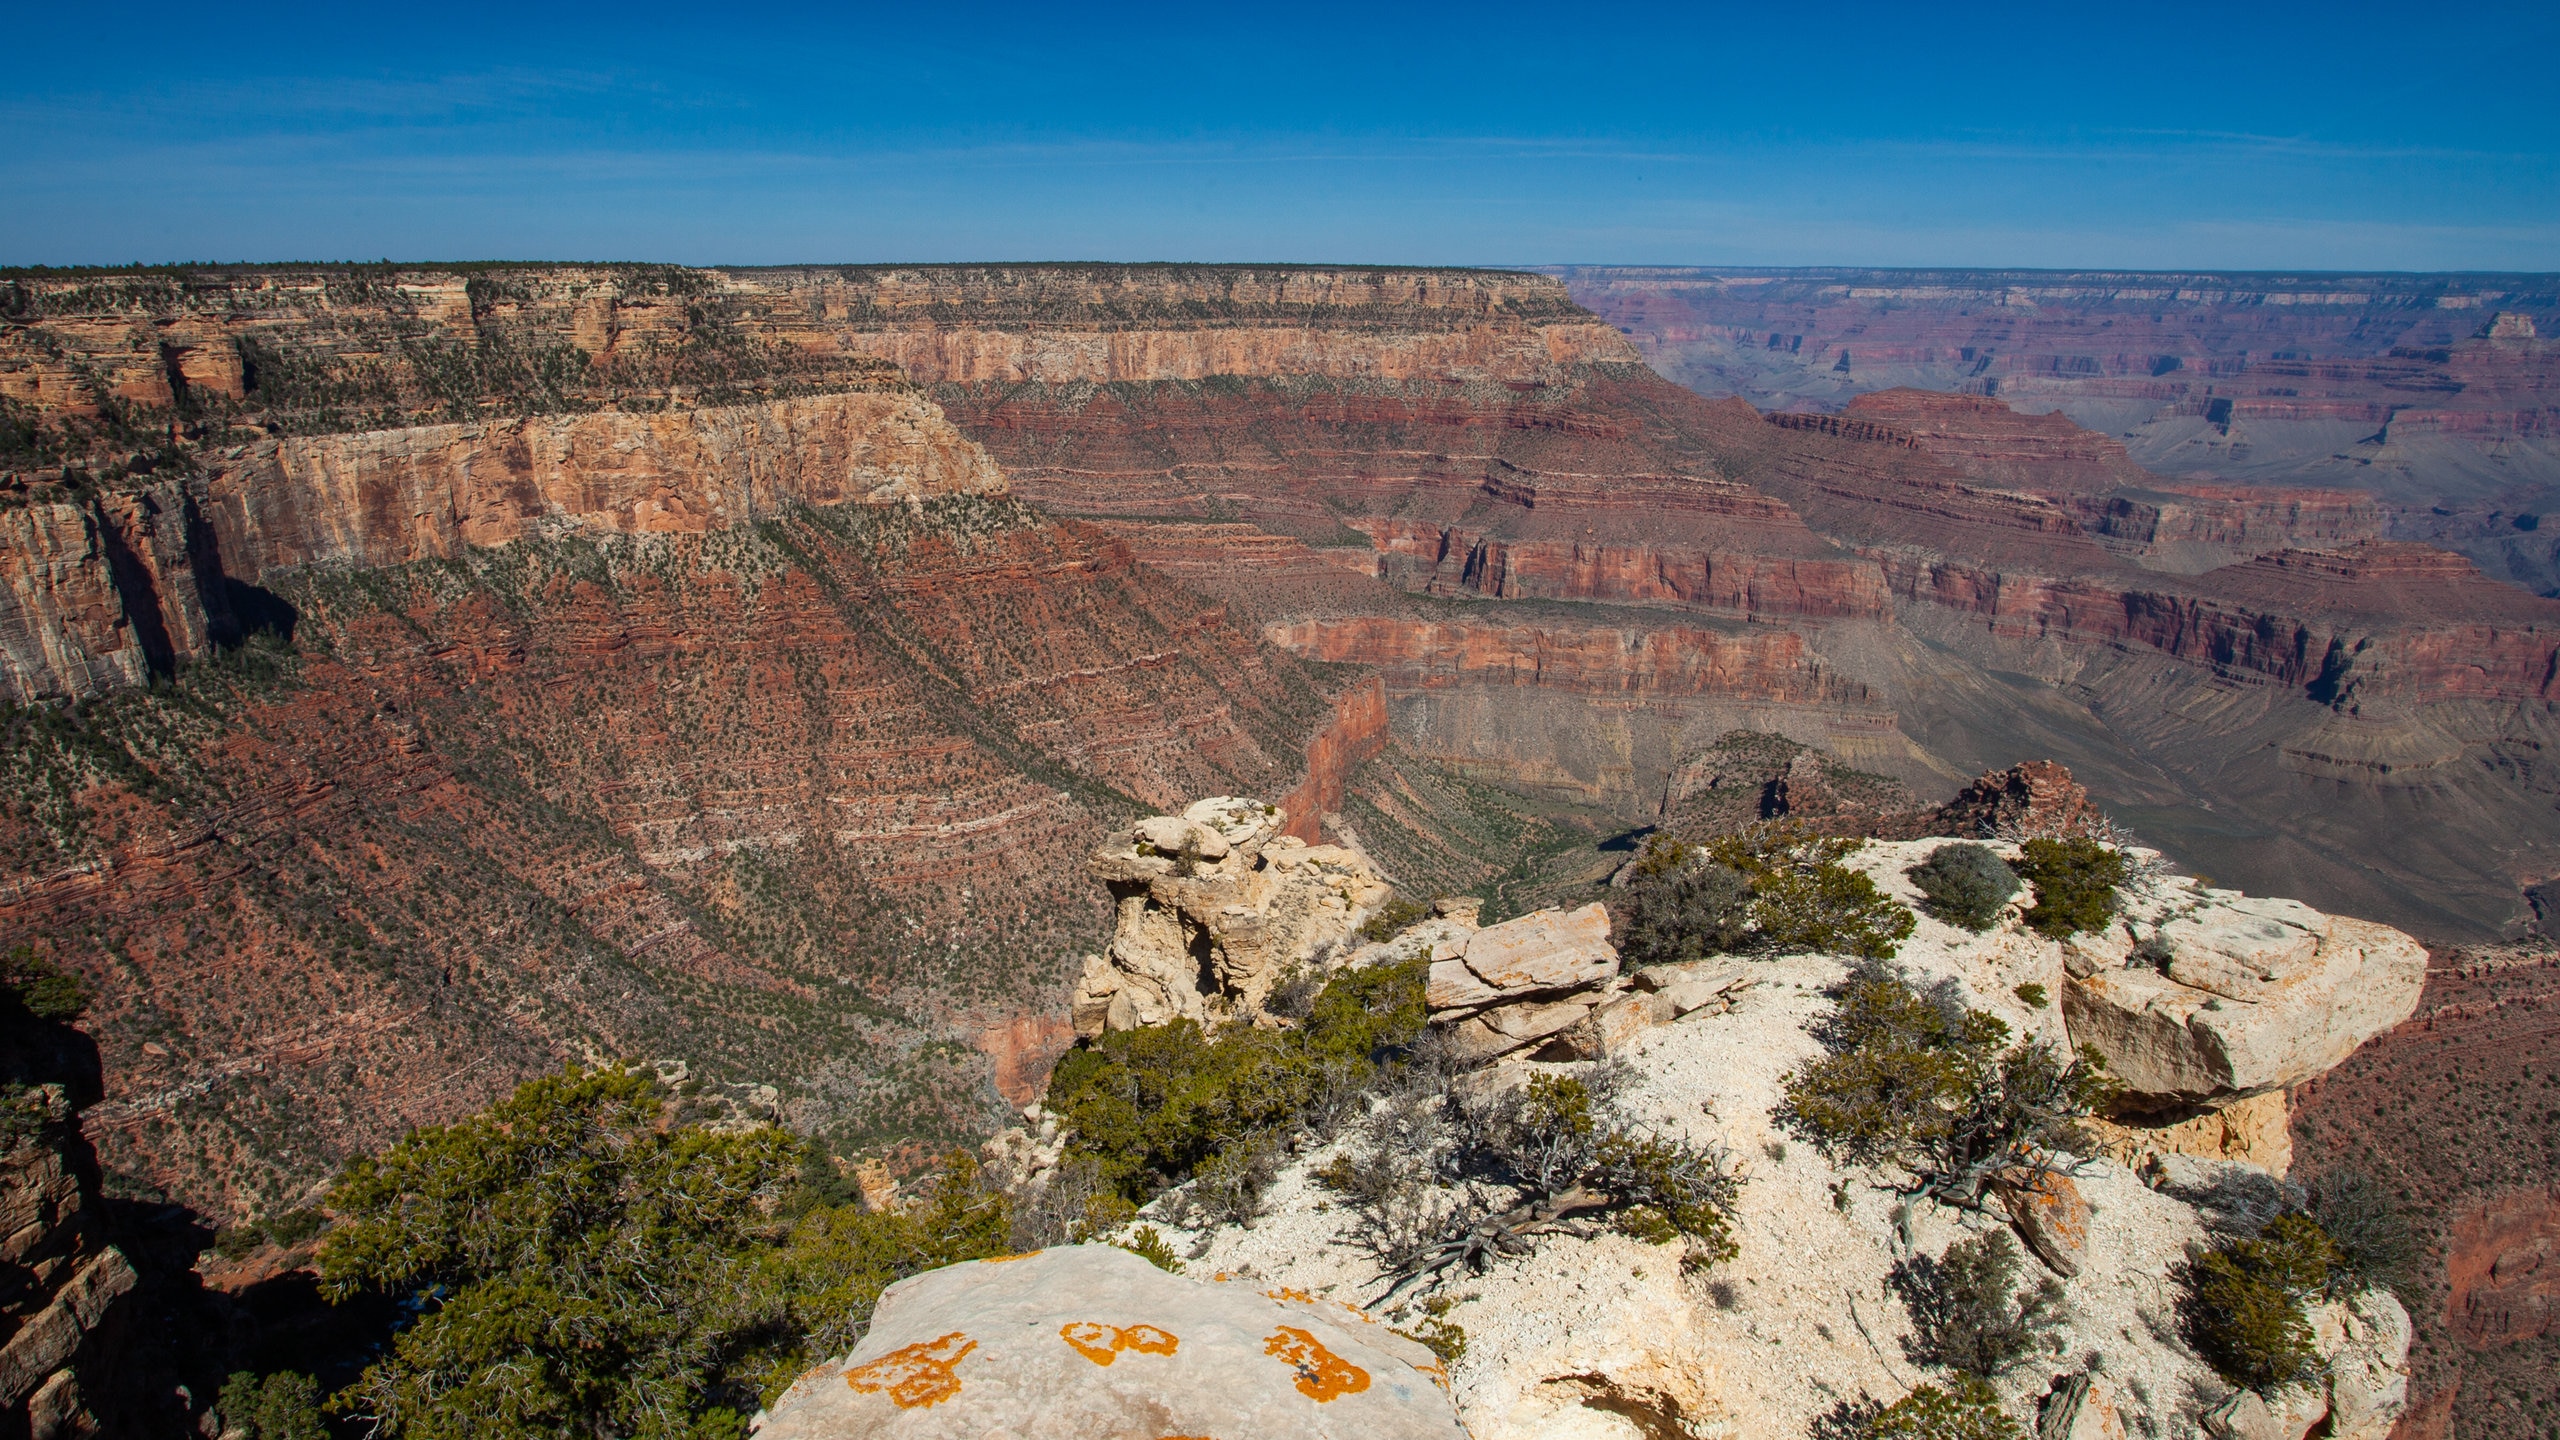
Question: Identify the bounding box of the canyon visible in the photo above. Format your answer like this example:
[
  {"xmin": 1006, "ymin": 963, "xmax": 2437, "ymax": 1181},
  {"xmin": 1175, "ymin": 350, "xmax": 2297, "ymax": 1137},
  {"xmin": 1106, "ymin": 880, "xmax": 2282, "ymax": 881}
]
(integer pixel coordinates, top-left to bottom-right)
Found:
[
  {"xmin": 6, "ymin": 259, "xmax": 2560, "ymax": 1240},
  {"xmin": 1558, "ymin": 266, "xmax": 2560, "ymax": 593}
]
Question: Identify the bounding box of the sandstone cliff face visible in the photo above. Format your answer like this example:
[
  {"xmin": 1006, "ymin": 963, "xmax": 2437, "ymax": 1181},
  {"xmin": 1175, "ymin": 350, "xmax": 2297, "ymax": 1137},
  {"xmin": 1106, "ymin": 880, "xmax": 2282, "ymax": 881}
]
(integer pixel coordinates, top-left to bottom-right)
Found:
[
  {"xmin": 0, "ymin": 502, "xmax": 158, "ymax": 702},
  {"xmin": 722, "ymin": 264, "xmax": 1637, "ymax": 386},
  {"xmin": 204, "ymin": 391, "xmax": 1003, "ymax": 575},
  {"xmin": 0, "ymin": 390, "xmax": 1003, "ymax": 703}
]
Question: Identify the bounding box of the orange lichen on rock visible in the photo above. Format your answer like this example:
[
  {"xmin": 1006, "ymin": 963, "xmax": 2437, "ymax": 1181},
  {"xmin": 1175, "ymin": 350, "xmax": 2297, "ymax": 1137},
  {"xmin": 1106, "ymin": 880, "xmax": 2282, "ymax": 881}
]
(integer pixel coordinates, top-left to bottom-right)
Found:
[
  {"xmin": 1265, "ymin": 1326, "xmax": 1370, "ymax": 1402},
  {"xmin": 845, "ymin": 1332, "xmax": 978, "ymax": 1408},
  {"xmin": 1060, "ymin": 1321, "xmax": 1181, "ymax": 1366}
]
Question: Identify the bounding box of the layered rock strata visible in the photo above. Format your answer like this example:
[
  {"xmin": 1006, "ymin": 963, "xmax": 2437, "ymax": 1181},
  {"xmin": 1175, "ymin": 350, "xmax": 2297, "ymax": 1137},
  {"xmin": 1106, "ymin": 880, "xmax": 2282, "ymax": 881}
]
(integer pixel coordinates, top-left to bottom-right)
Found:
[{"xmin": 1420, "ymin": 903, "xmax": 1622, "ymax": 1062}]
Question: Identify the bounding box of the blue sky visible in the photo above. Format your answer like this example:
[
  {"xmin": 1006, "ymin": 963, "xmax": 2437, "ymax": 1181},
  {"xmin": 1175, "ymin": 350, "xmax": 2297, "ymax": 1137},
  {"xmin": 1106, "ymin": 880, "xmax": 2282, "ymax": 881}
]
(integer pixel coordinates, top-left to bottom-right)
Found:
[{"xmin": 5, "ymin": 1, "xmax": 2554, "ymax": 270}]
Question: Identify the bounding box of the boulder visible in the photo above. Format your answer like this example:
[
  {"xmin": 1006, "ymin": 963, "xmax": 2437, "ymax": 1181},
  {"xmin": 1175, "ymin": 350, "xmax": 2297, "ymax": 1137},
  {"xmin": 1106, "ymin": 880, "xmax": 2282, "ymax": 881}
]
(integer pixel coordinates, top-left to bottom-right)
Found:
[
  {"xmin": 2062, "ymin": 899, "xmax": 2424, "ymax": 1105},
  {"xmin": 1550, "ymin": 991, "xmax": 1673, "ymax": 1061},
  {"xmin": 1631, "ymin": 962, "xmax": 1753, "ymax": 1017},
  {"xmin": 2038, "ymin": 1374, "xmax": 2127, "ymax": 1440},
  {"xmin": 1455, "ymin": 903, "xmax": 1618, "ymax": 997},
  {"xmin": 2313, "ymin": 1290, "xmax": 2411, "ymax": 1440},
  {"xmin": 753, "ymin": 1244, "xmax": 1465, "ymax": 1439},
  {"xmin": 2201, "ymin": 1389, "xmax": 2288, "ymax": 1440},
  {"xmin": 1997, "ymin": 1171, "xmax": 2092, "ymax": 1278},
  {"xmin": 1073, "ymin": 798, "xmax": 1393, "ymax": 1034},
  {"xmin": 1134, "ymin": 814, "xmax": 1228, "ymax": 861}
]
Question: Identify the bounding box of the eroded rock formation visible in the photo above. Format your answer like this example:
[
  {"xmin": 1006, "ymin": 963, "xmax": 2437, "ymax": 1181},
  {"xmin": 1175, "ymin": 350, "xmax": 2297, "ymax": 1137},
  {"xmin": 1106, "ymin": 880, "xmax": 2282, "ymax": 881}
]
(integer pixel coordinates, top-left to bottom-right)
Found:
[
  {"xmin": 0, "ymin": 1099, "xmax": 136, "ymax": 1438},
  {"xmin": 1073, "ymin": 799, "xmax": 1391, "ymax": 1035}
]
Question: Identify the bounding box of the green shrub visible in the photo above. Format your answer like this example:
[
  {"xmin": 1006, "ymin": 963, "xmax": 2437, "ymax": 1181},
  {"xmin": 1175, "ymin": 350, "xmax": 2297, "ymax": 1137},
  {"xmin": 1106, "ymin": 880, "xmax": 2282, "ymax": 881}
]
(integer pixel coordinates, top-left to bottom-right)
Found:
[
  {"xmin": 2011, "ymin": 983, "xmax": 2048, "ymax": 1010},
  {"xmin": 1357, "ymin": 894, "xmax": 1434, "ymax": 943},
  {"xmin": 318, "ymin": 1065, "xmax": 1015, "ymax": 1436},
  {"xmin": 2011, "ymin": 839, "xmax": 2126, "ymax": 939},
  {"xmin": 1775, "ymin": 965, "xmax": 2114, "ymax": 1209},
  {"xmin": 0, "ymin": 944, "xmax": 86, "ymax": 1022},
  {"xmin": 1708, "ymin": 825, "xmax": 1916, "ymax": 960},
  {"xmin": 1617, "ymin": 862, "xmax": 1753, "ymax": 967},
  {"xmin": 0, "ymin": 1085, "xmax": 64, "ymax": 1147},
  {"xmin": 262, "ymin": 1208, "xmax": 327, "ymax": 1248},
  {"xmin": 1617, "ymin": 825, "xmax": 1914, "ymax": 963},
  {"xmin": 1868, "ymin": 1378, "xmax": 2023, "ymax": 1440},
  {"xmin": 1394, "ymin": 1295, "xmax": 1468, "ymax": 1365},
  {"xmin": 1907, "ymin": 844, "xmax": 2021, "ymax": 933},
  {"xmin": 2180, "ymin": 1212, "xmax": 2336, "ymax": 1392},
  {"xmin": 1044, "ymin": 956, "xmax": 1428, "ymax": 1201},
  {"xmin": 216, "ymin": 1370, "xmax": 329, "ymax": 1440},
  {"xmin": 1481, "ymin": 1074, "xmax": 1740, "ymax": 1262},
  {"xmin": 1889, "ymin": 1229, "xmax": 2064, "ymax": 1376},
  {"xmin": 1113, "ymin": 1225, "xmax": 1185, "ymax": 1273}
]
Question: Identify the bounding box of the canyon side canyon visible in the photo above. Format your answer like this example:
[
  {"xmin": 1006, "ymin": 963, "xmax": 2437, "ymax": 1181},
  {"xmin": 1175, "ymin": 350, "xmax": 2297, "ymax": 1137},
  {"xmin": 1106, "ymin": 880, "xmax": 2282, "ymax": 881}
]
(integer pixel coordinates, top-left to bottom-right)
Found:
[{"xmin": 4, "ymin": 262, "xmax": 2560, "ymax": 1434}]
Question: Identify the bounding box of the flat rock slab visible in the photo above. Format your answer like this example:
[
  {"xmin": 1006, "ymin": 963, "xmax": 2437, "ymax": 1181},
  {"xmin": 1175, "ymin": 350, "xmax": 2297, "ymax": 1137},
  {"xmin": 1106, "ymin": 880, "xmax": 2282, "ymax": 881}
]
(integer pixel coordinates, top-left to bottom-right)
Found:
[
  {"xmin": 1459, "ymin": 903, "xmax": 1618, "ymax": 996},
  {"xmin": 755, "ymin": 1244, "xmax": 1464, "ymax": 1440}
]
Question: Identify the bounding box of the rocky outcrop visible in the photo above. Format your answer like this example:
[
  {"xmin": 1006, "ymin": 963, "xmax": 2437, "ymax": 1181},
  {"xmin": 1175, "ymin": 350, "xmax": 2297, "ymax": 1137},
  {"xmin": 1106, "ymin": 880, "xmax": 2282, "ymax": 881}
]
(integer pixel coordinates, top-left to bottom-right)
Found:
[
  {"xmin": 1353, "ymin": 497, "xmax": 1895, "ymax": 623},
  {"xmin": 1124, "ymin": 845, "xmax": 2419, "ymax": 1440},
  {"xmin": 1047, "ymin": 827, "xmax": 2425, "ymax": 1440},
  {"xmin": 0, "ymin": 1106, "xmax": 135, "ymax": 1438},
  {"xmin": 1275, "ymin": 677, "xmax": 1389, "ymax": 846},
  {"xmin": 1873, "ymin": 759, "xmax": 2110, "ymax": 841},
  {"xmin": 1073, "ymin": 799, "xmax": 1391, "ymax": 1035},
  {"xmin": 2060, "ymin": 887, "xmax": 2427, "ymax": 1105},
  {"xmin": 1421, "ymin": 903, "xmax": 1625, "ymax": 1062},
  {"xmin": 752, "ymin": 1244, "xmax": 1464, "ymax": 1439}
]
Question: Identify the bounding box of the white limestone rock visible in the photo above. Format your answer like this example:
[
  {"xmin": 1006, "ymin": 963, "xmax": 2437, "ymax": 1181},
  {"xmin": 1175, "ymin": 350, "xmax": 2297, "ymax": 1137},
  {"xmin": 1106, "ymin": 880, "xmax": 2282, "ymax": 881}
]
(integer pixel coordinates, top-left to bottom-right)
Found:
[
  {"xmin": 2061, "ymin": 907, "xmax": 2424, "ymax": 1104},
  {"xmin": 752, "ymin": 1244, "xmax": 1464, "ymax": 1439}
]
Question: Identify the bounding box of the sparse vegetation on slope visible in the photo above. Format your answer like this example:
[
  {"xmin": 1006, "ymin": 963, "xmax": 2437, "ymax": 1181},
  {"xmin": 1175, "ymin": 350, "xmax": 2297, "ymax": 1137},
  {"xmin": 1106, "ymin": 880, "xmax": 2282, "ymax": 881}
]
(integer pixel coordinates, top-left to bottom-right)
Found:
[
  {"xmin": 306, "ymin": 1066, "xmax": 1012, "ymax": 1439},
  {"xmin": 1327, "ymin": 1063, "xmax": 1742, "ymax": 1304},
  {"xmin": 1774, "ymin": 962, "xmax": 2113, "ymax": 1210},
  {"xmin": 1888, "ymin": 1229, "xmax": 2065, "ymax": 1377},
  {"xmin": 1617, "ymin": 823, "xmax": 1915, "ymax": 964}
]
